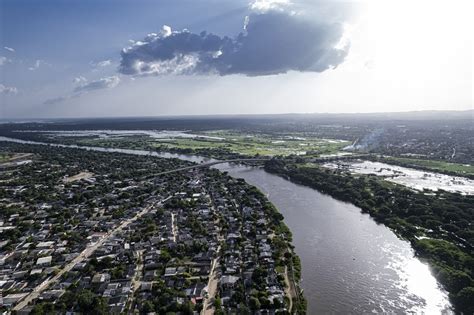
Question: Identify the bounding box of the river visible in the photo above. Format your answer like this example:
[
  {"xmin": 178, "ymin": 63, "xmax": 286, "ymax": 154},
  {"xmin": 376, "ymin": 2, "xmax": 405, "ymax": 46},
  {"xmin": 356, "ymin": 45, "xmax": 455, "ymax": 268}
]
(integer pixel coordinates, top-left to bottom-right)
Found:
[{"xmin": 0, "ymin": 136, "xmax": 452, "ymax": 313}]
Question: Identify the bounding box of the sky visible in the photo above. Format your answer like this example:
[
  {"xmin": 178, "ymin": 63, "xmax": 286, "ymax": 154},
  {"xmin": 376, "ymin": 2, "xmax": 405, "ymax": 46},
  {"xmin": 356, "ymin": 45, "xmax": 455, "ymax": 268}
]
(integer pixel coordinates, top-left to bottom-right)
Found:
[{"xmin": 0, "ymin": 0, "xmax": 472, "ymax": 118}]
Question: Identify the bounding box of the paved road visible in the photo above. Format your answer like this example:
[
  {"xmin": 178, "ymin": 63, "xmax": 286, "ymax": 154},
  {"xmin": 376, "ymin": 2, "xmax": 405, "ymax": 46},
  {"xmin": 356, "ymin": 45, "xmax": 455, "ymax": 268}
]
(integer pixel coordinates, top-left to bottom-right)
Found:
[
  {"xmin": 13, "ymin": 197, "xmax": 170, "ymax": 311},
  {"xmin": 202, "ymin": 202, "xmax": 223, "ymax": 315},
  {"xmin": 171, "ymin": 212, "xmax": 177, "ymax": 242}
]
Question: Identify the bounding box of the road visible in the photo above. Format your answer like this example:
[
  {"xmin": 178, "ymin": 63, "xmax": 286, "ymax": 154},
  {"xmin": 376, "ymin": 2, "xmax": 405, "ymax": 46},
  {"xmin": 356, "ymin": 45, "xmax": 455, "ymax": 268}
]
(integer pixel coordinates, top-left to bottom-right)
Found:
[
  {"xmin": 284, "ymin": 266, "xmax": 294, "ymax": 313},
  {"xmin": 171, "ymin": 212, "xmax": 177, "ymax": 242},
  {"xmin": 202, "ymin": 246, "xmax": 220, "ymax": 315},
  {"xmin": 13, "ymin": 197, "xmax": 170, "ymax": 311},
  {"xmin": 202, "ymin": 201, "xmax": 223, "ymax": 315},
  {"xmin": 128, "ymin": 249, "xmax": 144, "ymax": 313}
]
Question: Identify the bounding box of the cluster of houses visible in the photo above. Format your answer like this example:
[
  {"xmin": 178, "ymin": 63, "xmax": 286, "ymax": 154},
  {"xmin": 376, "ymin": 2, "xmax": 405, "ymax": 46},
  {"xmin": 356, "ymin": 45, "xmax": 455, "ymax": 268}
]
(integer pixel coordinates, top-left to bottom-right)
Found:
[
  {"xmin": 212, "ymin": 179, "xmax": 287, "ymax": 312},
  {"xmin": 1, "ymin": 149, "xmax": 293, "ymax": 313}
]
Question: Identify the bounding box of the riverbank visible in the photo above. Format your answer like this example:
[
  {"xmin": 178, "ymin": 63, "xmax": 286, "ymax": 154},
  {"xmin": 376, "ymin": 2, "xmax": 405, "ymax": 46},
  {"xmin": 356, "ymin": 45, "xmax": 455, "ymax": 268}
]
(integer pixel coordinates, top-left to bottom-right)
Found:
[{"xmin": 264, "ymin": 158, "xmax": 474, "ymax": 314}]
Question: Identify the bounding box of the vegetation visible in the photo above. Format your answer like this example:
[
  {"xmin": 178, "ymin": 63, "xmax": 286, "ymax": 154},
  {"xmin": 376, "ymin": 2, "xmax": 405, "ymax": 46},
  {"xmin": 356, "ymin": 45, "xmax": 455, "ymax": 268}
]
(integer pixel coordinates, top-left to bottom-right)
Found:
[
  {"xmin": 0, "ymin": 153, "xmax": 13, "ymax": 162},
  {"xmin": 30, "ymin": 289, "xmax": 109, "ymax": 314}
]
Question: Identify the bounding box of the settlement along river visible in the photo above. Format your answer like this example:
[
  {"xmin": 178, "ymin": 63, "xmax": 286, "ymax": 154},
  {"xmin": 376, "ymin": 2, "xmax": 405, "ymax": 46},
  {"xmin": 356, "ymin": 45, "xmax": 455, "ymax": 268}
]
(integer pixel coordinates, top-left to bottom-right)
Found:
[{"xmin": 0, "ymin": 136, "xmax": 452, "ymax": 313}]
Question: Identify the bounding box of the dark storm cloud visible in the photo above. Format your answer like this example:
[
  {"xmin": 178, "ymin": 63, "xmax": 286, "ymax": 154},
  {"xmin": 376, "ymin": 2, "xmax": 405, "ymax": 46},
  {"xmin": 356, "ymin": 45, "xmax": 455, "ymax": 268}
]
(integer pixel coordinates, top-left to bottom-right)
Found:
[{"xmin": 119, "ymin": 10, "xmax": 349, "ymax": 77}]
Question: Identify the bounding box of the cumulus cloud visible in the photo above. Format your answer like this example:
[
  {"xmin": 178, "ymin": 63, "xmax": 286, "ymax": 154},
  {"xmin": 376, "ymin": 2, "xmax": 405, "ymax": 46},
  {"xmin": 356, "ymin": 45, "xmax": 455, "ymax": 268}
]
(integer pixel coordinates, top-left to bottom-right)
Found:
[
  {"xmin": 4, "ymin": 46, "xmax": 15, "ymax": 52},
  {"xmin": 0, "ymin": 84, "xmax": 18, "ymax": 95},
  {"xmin": 119, "ymin": 4, "xmax": 349, "ymax": 77},
  {"xmin": 250, "ymin": 0, "xmax": 291, "ymax": 12},
  {"xmin": 74, "ymin": 76, "xmax": 120, "ymax": 93}
]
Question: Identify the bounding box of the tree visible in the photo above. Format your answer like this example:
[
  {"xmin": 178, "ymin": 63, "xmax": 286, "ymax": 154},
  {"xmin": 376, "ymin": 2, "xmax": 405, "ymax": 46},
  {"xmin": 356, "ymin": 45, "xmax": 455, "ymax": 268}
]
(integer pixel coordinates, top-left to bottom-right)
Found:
[
  {"xmin": 77, "ymin": 289, "xmax": 108, "ymax": 315},
  {"xmin": 142, "ymin": 300, "xmax": 154, "ymax": 313},
  {"xmin": 455, "ymin": 287, "xmax": 474, "ymax": 313},
  {"xmin": 250, "ymin": 297, "xmax": 261, "ymax": 310},
  {"xmin": 214, "ymin": 297, "xmax": 222, "ymax": 309},
  {"xmin": 239, "ymin": 303, "xmax": 251, "ymax": 315}
]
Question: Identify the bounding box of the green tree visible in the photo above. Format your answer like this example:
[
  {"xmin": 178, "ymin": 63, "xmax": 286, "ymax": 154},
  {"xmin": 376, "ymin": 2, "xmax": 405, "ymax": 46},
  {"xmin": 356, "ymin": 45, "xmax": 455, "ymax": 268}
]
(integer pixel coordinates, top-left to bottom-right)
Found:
[
  {"xmin": 250, "ymin": 297, "xmax": 261, "ymax": 310},
  {"xmin": 455, "ymin": 287, "xmax": 474, "ymax": 314}
]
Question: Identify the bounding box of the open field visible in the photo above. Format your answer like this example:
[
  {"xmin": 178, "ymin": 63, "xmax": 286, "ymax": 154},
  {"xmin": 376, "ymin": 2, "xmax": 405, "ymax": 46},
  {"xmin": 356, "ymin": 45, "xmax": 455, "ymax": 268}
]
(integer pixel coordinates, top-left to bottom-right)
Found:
[
  {"xmin": 11, "ymin": 129, "xmax": 349, "ymax": 158},
  {"xmin": 68, "ymin": 130, "xmax": 350, "ymax": 157},
  {"xmin": 63, "ymin": 171, "xmax": 94, "ymax": 183},
  {"xmin": 0, "ymin": 153, "xmax": 29, "ymax": 162}
]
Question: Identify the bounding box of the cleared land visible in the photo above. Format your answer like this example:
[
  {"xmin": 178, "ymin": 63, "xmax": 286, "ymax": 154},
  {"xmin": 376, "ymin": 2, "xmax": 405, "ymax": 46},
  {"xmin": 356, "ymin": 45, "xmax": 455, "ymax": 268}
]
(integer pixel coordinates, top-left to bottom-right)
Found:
[{"xmin": 63, "ymin": 171, "xmax": 94, "ymax": 183}]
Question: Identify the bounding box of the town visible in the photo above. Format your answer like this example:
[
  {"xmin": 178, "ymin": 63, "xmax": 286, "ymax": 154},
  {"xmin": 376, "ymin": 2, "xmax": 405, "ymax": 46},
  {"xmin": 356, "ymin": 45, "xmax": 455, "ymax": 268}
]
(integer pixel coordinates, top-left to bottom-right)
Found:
[{"xmin": 0, "ymin": 142, "xmax": 303, "ymax": 314}]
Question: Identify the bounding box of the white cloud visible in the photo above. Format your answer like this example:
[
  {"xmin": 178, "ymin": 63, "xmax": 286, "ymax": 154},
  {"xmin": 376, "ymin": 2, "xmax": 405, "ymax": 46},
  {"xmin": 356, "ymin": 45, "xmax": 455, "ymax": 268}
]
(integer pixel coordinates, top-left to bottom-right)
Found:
[
  {"xmin": 0, "ymin": 84, "xmax": 18, "ymax": 95},
  {"xmin": 161, "ymin": 25, "xmax": 172, "ymax": 37},
  {"xmin": 250, "ymin": 0, "xmax": 291, "ymax": 12},
  {"xmin": 126, "ymin": 54, "xmax": 199, "ymax": 76},
  {"xmin": 74, "ymin": 76, "xmax": 120, "ymax": 93},
  {"xmin": 4, "ymin": 46, "xmax": 15, "ymax": 52}
]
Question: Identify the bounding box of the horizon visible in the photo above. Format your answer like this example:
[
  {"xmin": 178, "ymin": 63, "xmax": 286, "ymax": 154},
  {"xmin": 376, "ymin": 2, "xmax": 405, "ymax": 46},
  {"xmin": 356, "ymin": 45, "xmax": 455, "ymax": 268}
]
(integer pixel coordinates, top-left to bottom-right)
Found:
[{"xmin": 1, "ymin": 108, "xmax": 473, "ymax": 122}]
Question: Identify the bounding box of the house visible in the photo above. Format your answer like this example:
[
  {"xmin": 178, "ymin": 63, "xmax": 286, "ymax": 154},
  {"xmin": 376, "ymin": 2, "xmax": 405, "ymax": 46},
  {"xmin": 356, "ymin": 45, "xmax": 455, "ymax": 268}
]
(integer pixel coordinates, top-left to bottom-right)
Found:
[
  {"xmin": 164, "ymin": 267, "xmax": 177, "ymax": 277},
  {"xmin": 36, "ymin": 256, "xmax": 52, "ymax": 266},
  {"xmin": 220, "ymin": 275, "xmax": 239, "ymax": 289},
  {"xmin": 2, "ymin": 293, "xmax": 29, "ymax": 306},
  {"xmin": 92, "ymin": 273, "xmax": 111, "ymax": 284}
]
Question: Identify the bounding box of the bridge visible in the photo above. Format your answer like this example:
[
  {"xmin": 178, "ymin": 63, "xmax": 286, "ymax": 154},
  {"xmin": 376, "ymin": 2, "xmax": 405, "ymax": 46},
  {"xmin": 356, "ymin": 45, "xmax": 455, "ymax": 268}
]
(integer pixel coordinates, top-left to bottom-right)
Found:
[
  {"xmin": 146, "ymin": 158, "xmax": 270, "ymax": 178},
  {"xmin": 148, "ymin": 155, "xmax": 371, "ymax": 178}
]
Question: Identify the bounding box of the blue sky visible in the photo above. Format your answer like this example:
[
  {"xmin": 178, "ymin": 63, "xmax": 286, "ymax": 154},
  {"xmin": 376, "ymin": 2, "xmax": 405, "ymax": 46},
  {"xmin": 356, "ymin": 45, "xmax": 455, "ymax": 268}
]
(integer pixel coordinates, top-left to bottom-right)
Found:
[{"xmin": 0, "ymin": 0, "xmax": 472, "ymax": 118}]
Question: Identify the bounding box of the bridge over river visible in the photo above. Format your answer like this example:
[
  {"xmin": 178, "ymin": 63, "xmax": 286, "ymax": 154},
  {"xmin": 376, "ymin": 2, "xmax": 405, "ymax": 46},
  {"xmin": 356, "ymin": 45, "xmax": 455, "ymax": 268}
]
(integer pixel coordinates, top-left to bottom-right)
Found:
[
  {"xmin": 146, "ymin": 158, "xmax": 270, "ymax": 177},
  {"xmin": 145, "ymin": 154, "xmax": 371, "ymax": 178}
]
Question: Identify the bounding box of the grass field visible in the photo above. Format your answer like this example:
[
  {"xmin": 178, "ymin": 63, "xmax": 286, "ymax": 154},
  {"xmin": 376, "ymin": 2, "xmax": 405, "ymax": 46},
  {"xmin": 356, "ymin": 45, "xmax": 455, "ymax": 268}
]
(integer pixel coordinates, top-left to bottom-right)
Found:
[
  {"xmin": 152, "ymin": 131, "xmax": 349, "ymax": 156},
  {"xmin": 0, "ymin": 153, "xmax": 13, "ymax": 162}
]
